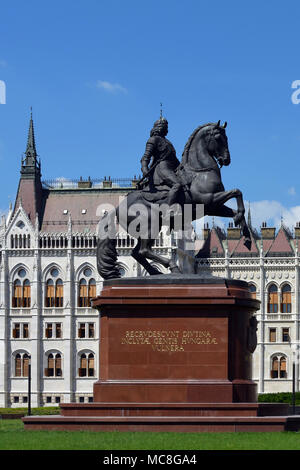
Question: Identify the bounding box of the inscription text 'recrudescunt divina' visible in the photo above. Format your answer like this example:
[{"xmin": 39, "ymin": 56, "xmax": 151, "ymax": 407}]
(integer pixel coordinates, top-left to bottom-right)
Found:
[{"xmin": 120, "ymin": 330, "xmax": 218, "ymax": 352}]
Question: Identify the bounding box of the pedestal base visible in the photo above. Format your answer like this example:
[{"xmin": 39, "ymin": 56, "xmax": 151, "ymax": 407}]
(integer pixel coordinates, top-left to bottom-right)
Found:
[
  {"xmin": 22, "ymin": 275, "xmax": 300, "ymax": 432},
  {"xmin": 23, "ymin": 402, "xmax": 299, "ymax": 432}
]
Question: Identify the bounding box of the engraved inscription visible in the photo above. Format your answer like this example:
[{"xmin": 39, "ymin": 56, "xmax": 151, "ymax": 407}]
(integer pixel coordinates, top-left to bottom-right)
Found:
[{"xmin": 120, "ymin": 329, "xmax": 218, "ymax": 352}]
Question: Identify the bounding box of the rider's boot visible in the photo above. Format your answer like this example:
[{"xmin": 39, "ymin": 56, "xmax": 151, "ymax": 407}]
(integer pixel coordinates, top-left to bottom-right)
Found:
[{"xmin": 166, "ymin": 183, "xmax": 181, "ymax": 206}]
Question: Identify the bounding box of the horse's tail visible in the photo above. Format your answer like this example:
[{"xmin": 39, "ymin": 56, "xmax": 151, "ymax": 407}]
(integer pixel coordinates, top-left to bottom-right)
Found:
[{"xmin": 96, "ymin": 211, "xmax": 121, "ymax": 280}]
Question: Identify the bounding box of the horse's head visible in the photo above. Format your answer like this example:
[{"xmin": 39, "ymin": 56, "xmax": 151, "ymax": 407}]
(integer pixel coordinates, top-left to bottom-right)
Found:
[{"xmin": 206, "ymin": 121, "xmax": 231, "ymax": 167}]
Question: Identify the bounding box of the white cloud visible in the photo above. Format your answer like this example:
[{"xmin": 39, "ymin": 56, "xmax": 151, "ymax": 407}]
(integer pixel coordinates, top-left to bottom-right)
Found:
[
  {"xmin": 247, "ymin": 200, "xmax": 300, "ymax": 228},
  {"xmin": 194, "ymin": 199, "xmax": 300, "ymax": 235},
  {"xmin": 96, "ymin": 80, "xmax": 127, "ymax": 94}
]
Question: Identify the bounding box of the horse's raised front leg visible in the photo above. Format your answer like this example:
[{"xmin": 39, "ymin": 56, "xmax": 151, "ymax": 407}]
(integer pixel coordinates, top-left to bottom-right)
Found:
[
  {"xmin": 207, "ymin": 203, "xmax": 251, "ymax": 251},
  {"xmin": 210, "ymin": 188, "xmax": 245, "ymax": 226}
]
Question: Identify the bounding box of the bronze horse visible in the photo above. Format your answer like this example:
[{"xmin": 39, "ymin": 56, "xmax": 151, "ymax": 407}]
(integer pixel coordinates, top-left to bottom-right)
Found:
[{"xmin": 97, "ymin": 121, "xmax": 251, "ymax": 279}]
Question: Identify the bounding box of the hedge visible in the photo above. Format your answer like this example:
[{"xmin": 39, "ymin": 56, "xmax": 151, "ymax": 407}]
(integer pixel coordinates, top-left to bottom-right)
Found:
[
  {"xmin": 258, "ymin": 392, "xmax": 300, "ymax": 405},
  {"xmin": 0, "ymin": 406, "xmax": 60, "ymax": 416}
]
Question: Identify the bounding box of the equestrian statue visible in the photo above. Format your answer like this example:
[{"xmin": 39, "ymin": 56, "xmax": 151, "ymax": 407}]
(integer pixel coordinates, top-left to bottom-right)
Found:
[{"xmin": 96, "ymin": 115, "xmax": 251, "ymax": 279}]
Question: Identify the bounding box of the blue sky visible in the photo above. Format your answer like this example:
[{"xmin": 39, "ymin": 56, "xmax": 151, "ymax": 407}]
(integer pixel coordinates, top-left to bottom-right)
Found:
[{"xmin": 0, "ymin": 0, "xmax": 300, "ymax": 230}]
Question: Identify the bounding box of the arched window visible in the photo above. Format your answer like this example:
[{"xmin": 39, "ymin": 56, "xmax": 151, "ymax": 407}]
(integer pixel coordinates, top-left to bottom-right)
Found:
[
  {"xmin": 267, "ymin": 284, "xmax": 278, "ymax": 313},
  {"xmin": 271, "ymin": 354, "xmax": 287, "ymax": 379},
  {"xmin": 14, "ymin": 352, "xmax": 29, "ymax": 377},
  {"xmin": 45, "ymin": 268, "xmax": 63, "ymax": 308},
  {"xmin": 45, "ymin": 279, "xmax": 55, "ymax": 307},
  {"xmin": 281, "ymin": 284, "xmax": 292, "ymax": 313},
  {"xmin": 45, "ymin": 352, "xmax": 62, "ymax": 377},
  {"xmin": 12, "ymin": 269, "xmax": 31, "ymax": 308},
  {"xmin": 78, "ymin": 352, "xmax": 95, "ymax": 377},
  {"xmin": 13, "ymin": 280, "xmax": 22, "ymax": 307},
  {"xmin": 79, "ymin": 353, "xmax": 87, "ymax": 376},
  {"xmin": 55, "ymin": 279, "xmax": 63, "ymax": 307},
  {"xmin": 78, "ymin": 279, "xmax": 88, "ymax": 307},
  {"xmin": 15, "ymin": 353, "xmax": 22, "ymax": 377},
  {"xmin": 23, "ymin": 353, "xmax": 29, "ymax": 377},
  {"xmin": 23, "ymin": 280, "xmax": 31, "ymax": 307},
  {"xmin": 249, "ymin": 284, "xmax": 257, "ymax": 299},
  {"xmin": 88, "ymin": 279, "xmax": 96, "ymax": 303},
  {"xmin": 78, "ymin": 267, "xmax": 96, "ymax": 307},
  {"xmin": 88, "ymin": 353, "xmax": 95, "ymax": 377}
]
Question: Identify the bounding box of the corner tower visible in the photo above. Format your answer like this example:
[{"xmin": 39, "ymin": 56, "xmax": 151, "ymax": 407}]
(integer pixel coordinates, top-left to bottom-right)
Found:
[{"xmin": 13, "ymin": 110, "xmax": 43, "ymax": 225}]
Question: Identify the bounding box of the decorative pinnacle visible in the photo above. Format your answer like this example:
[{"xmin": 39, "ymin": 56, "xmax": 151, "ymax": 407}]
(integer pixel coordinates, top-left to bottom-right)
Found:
[
  {"xmin": 160, "ymin": 102, "xmax": 163, "ymax": 120},
  {"xmin": 247, "ymin": 202, "xmax": 252, "ymax": 228},
  {"xmin": 25, "ymin": 107, "xmax": 37, "ymax": 159}
]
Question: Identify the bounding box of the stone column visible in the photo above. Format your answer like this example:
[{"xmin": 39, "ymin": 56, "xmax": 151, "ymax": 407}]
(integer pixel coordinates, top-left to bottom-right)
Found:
[
  {"xmin": 0, "ymin": 246, "xmax": 9, "ymax": 407},
  {"xmin": 295, "ymin": 245, "xmax": 299, "ymax": 391},
  {"xmin": 259, "ymin": 241, "xmax": 265, "ymax": 393},
  {"xmin": 30, "ymin": 242, "xmax": 41, "ymax": 407},
  {"xmin": 63, "ymin": 217, "xmax": 74, "ymax": 403}
]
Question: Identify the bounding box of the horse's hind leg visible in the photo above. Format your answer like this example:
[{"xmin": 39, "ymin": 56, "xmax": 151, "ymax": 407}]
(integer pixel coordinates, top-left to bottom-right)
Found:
[
  {"xmin": 131, "ymin": 238, "xmax": 161, "ymax": 275},
  {"xmin": 139, "ymin": 238, "xmax": 181, "ymax": 273}
]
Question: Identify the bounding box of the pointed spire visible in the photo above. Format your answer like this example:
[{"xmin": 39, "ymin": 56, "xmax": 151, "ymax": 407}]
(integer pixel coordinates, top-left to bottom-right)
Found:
[
  {"xmin": 35, "ymin": 212, "xmax": 39, "ymax": 233},
  {"xmin": 21, "ymin": 108, "xmax": 41, "ymax": 178},
  {"xmin": 247, "ymin": 202, "xmax": 252, "ymax": 228},
  {"xmin": 25, "ymin": 107, "xmax": 37, "ymax": 161}
]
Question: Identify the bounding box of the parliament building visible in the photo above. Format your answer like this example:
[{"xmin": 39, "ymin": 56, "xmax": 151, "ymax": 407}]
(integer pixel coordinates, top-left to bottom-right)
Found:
[{"xmin": 0, "ymin": 115, "xmax": 298, "ymax": 407}]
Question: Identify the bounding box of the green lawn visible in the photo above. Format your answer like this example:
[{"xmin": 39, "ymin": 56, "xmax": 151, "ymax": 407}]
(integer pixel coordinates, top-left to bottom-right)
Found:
[{"xmin": 1, "ymin": 419, "xmax": 300, "ymax": 450}]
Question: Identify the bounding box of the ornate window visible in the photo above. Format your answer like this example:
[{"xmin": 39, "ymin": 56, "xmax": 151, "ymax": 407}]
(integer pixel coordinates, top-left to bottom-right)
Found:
[
  {"xmin": 267, "ymin": 284, "xmax": 278, "ymax": 313},
  {"xmin": 78, "ymin": 322, "xmax": 95, "ymax": 338},
  {"xmin": 77, "ymin": 266, "xmax": 96, "ymax": 307},
  {"xmin": 44, "ymin": 352, "xmax": 62, "ymax": 377},
  {"xmin": 12, "ymin": 280, "xmax": 22, "ymax": 307},
  {"xmin": 14, "ymin": 352, "xmax": 30, "ymax": 377},
  {"xmin": 12, "ymin": 323, "xmax": 29, "ymax": 339},
  {"xmin": 12, "ymin": 269, "xmax": 31, "ymax": 308},
  {"xmin": 45, "ymin": 280, "xmax": 55, "ymax": 307},
  {"xmin": 23, "ymin": 280, "xmax": 31, "ymax": 307},
  {"xmin": 281, "ymin": 284, "xmax": 292, "ymax": 313},
  {"xmin": 282, "ymin": 328, "xmax": 290, "ymax": 342},
  {"xmin": 45, "ymin": 323, "xmax": 62, "ymax": 339},
  {"xmin": 78, "ymin": 352, "xmax": 95, "ymax": 377},
  {"xmin": 78, "ymin": 279, "xmax": 88, "ymax": 307},
  {"xmin": 270, "ymin": 354, "xmax": 287, "ymax": 379},
  {"xmin": 45, "ymin": 268, "xmax": 64, "ymax": 308},
  {"xmin": 269, "ymin": 328, "xmax": 276, "ymax": 342},
  {"xmin": 88, "ymin": 278, "xmax": 96, "ymax": 302},
  {"xmin": 55, "ymin": 279, "xmax": 64, "ymax": 307}
]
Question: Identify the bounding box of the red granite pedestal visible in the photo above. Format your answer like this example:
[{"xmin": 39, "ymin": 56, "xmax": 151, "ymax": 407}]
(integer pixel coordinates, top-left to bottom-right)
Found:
[{"xmin": 23, "ymin": 275, "xmax": 300, "ymax": 432}]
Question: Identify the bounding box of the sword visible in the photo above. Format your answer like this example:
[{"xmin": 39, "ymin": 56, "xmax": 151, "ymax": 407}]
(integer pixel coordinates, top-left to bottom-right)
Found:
[{"xmin": 136, "ymin": 159, "xmax": 162, "ymax": 189}]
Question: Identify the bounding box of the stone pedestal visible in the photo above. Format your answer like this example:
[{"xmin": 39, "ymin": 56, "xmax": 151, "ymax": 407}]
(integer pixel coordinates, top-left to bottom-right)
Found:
[
  {"xmin": 23, "ymin": 275, "xmax": 300, "ymax": 432},
  {"xmin": 93, "ymin": 275, "xmax": 259, "ymax": 404}
]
